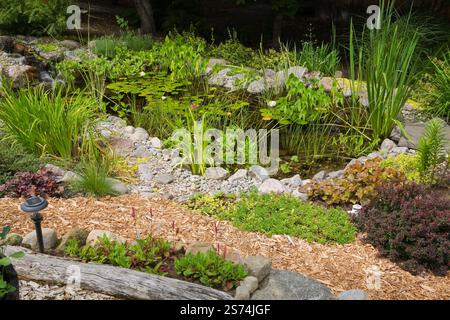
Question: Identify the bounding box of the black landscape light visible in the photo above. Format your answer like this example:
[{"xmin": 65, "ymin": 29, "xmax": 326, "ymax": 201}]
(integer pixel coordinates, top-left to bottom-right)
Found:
[{"xmin": 20, "ymin": 196, "xmax": 48, "ymax": 253}]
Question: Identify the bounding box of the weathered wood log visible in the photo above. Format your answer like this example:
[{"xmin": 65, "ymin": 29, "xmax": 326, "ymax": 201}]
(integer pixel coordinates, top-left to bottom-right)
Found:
[{"xmin": 5, "ymin": 246, "xmax": 233, "ymax": 300}]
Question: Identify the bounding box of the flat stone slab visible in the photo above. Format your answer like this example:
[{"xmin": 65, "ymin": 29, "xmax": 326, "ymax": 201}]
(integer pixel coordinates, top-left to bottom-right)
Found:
[
  {"xmin": 397, "ymin": 121, "xmax": 450, "ymax": 151},
  {"xmin": 251, "ymin": 269, "xmax": 334, "ymax": 300}
]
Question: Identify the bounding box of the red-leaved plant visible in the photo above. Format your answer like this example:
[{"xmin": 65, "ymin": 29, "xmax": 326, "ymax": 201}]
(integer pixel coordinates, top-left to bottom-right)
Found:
[
  {"xmin": 0, "ymin": 168, "xmax": 64, "ymax": 198},
  {"xmin": 356, "ymin": 182, "xmax": 449, "ymax": 275}
]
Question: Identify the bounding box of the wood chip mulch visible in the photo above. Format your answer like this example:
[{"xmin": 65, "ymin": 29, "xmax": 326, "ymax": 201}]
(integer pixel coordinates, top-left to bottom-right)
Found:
[{"xmin": 1, "ymin": 195, "xmax": 448, "ymax": 300}]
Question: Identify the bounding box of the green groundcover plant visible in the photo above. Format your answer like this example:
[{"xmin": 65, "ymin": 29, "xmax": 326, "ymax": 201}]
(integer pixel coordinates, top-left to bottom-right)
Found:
[{"xmin": 187, "ymin": 191, "xmax": 356, "ymax": 244}]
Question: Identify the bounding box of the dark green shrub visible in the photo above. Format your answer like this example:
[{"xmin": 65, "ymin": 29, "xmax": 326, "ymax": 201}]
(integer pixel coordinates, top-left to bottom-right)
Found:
[
  {"xmin": 356, "ymin": 182, "xmax": 450, "ymax": 275},
  {"xmin": 0, "ymin": 0, "xmax": 69, "ymax": 36},
  {"xmin": 0, "ymin": 141, "xmax": 41, "ymax": 185},
  {"xmin": 175, "ymin": 250, "xmax": 247, "ymax": 290}
]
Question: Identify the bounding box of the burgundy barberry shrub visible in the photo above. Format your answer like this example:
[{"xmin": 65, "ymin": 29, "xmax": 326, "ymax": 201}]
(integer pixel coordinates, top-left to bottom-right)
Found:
[
  {"xmin": 356, "ymin": 182, "xmax": 449, "ymax": 275},
  {"xmin": 0, "ymin": 168, "xmax": 64, "ymax": 198}
]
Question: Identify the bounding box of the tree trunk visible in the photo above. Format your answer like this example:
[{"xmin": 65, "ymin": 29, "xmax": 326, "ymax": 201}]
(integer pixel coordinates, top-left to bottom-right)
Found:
[
  {"xmin": 5, "ymin": 246, "xmax": 233, "ymax": 300},
  {"xmin": 133, "ymin": 0, "xmax": 156, "ymax": 35},
  {"xmin": 272, "ymin": 13, "xmax": 283, "ymax": 48}
]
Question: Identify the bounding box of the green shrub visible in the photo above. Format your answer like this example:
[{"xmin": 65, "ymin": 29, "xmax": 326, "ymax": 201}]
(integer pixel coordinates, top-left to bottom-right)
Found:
[
  {"xmin": 0, "ymin": 140, "xmax": 41, "ymax": 185},
  {"xmin": 425, "ymin": 53, "xmax": 450, "ymax": 121},
  {"xmin": 208, "ymin": 30, "xmax": 254, "ymax": 66},
  {"xmin": 175, "ymin": 250, "xmax": 247, "ymax": 290},
  {"xmin": 0, "ymin": 86, "xmax": 99, "ymax": 160},
  {"xmin": 190, "ymin": 191, "xmax": 356, "ymax": 244},
  {"xmin": 417, "ymin": 118, "xmax": 449, "ymax": 184},
  {"xmin": 0, "ymin": 0, "xmax": 69, "ymax": 36},
  {"xmin": 93, "ymin": 33, "xmax": 154, "ymax": 59},
  {"xmin": 65, "ymin": 234, "xmax": 173, "ymax": 275},
  {"xmin": 381, "ymin": 154, "xmax": 422, "ymax": 183},
  {"xmin": 297, "ymin": 41, "xmax": 340, "ymax": 76}
]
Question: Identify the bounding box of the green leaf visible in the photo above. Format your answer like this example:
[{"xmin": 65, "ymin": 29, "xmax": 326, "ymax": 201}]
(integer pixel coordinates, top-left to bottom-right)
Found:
[
  {"xmin": 0, "ymin": 257, "xmax": 11, "ymax": 267},
  {"xmin": 9, "ymin": 251, "xmax": 24, "ymax": 259}
]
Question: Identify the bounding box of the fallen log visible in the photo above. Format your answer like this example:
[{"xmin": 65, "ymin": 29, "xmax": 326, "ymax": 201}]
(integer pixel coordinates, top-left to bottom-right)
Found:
[{"xmin": 5, "ymin": 246, "xmax": 233, "ymax": 300}]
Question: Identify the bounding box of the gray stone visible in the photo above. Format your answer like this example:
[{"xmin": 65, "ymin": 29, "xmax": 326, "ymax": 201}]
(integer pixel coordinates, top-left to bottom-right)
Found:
[
  {"xmin": 249, "ymin": 165, "xmax": 270, "ymax": 182},
  {"xmin": 154, "ymin": 173, "xmax": 174, "ymax": 185},
  {"xmin": 208, "ymin": 68, "xmax": 231, "ymax": 86},
  {"xmin": 241, "ymin": 276, "xmax": 259, "ymax": 294},
  {"xmin": 251, "ymin": 269, "xmax": 334, "ymax": 300},
  {"xmin": 205, "ymin": 167, "xmax": 229, "ymax": 180},
  {"xmin": 138, "ymin": 163, "xmax": 154, "ymax": 181},
  {"xmin": 312, "ymin": 170, "xmax": 327, "ymax": 181},
  {"xmin": 132, "ymin": 145, "xmax": 152, "ymax": 158},
  {"xmin": 397, "ymin": 121, "xmax": 450, "ymax": 151},
  {"xmin": 7, "ymin": 64, "xmax": 38, "ymax": 88},
  {"xmin": 338, "ymin": 289, "xmax": 368, "ymax": 300},
  {"xmin": 287, "ymin": 66, "xmax": 308, "ymax": 80},
  {"xmin": 185, "ymin": 241, "xmax": 214, "ymax": 255},
  {"xmin": 205, "ymin": 58, "xmax": 229, "ymax": 74},
  {"xmin": 228, "ymin": 169, "xmax": 248, "ymax": 182},
  {"xmin": 23, "ymin": 228, "xmax": 57, "ymax": 251},
  {"xmin": 390, "ymin": 146, "xmax": 409, "ymax": 155},
  {"xmin": 86, "ymin": 230, "xmax": 125, "ymax": 247},
  {"xmin": 107, "ymin": 178, "xmax": 128, "ymax": 194},
  {"xmin": 150, "ymin": 137, "xmax": 162, "ymax": 149},
  {"xmin": 60, "ymin": 171, "xmax": 80, "ymax": 183},
  {"xmin": 243, "ymin": 256, "xmax": 272, "ymax": 282},
  {"xmin": 44, "ymin": 164, "xmax": 66, "ymax": 177},
  {"xmin": 327, "ymin": 170, "xmax": 344, "ymax": 180},
  {"xmin": 56, "ymin": 228, "xmax": 89, "ymax": 252},
  {"xmin": 380, "ymin": 139, "xmax": 396, "ymax": 152},
  {"xmin": 235, "ymin": 285, "xmax": 250, "ymax": 300},
  {"xmin": 247, "ymin": 78, "xmax": 267, "ymax": 94},
  {"xmin": 258, "ymin": 178, "xmax": 285, "ymax": 194},
  {"xmin": 366, "ymin": 151, "xmax": 384, "ymax": 160},
  {"xmin": 318, "ymin": 77, "xmax": 333, "ymax": 92},
  {"xmin": 5, "ymin": 233, "xmax": 23, "ymax": 246},
  {"xmin": 291, "ymin": 189, "xmax": 309, "ymax": 201},
  {"xmin": 123, "ymin": 126, "xmax": 135, "ymax": 135},
  {"xmin": 129, "ymin": 128, "xmax": 149, "ymax": 143},
  {"xmin": 60, "ymin": 40, "xmax": 80, "ymax": 50}
]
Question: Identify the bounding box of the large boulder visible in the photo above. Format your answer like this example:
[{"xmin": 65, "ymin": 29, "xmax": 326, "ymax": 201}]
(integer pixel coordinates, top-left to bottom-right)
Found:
[
  {"xmin": 22, "ymin": 228, "xmax": 58, "ymax": 251},
  {"xmin": 251, "ymin": 269, "xmax": 334, "ymax": 300},
  {"xmin": 258, "ymin": 178, "xmax": 285, "ymax": 194},
  {"xmin": 86, "ymin": 230, "xmax": 126, "ymax": 247},
  {"xmin": 56, "ymin": 227, "xmax": 89, "ymax": 252},
  {"xmin": 243, "ymin": 256, "xmax": 272, "ymax": 282},
  {"xmin": 6, "ymin": 64, "xmax": 39, "ymax": 88},
  {"xmin": 397, "ymin": 121, "xmax": 450, "ymax": 151}
]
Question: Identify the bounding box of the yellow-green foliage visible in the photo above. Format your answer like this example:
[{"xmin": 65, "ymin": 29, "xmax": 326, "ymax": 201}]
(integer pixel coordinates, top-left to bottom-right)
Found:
[{"xmin": 381, "ymin": 154, "xmax": 421, "ymax": 183}]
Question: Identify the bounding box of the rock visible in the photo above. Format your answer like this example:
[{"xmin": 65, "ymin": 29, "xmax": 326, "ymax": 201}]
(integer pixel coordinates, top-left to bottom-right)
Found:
[
  {"xmin": 208, "ymin": 68, "xmax": 231, "ymax": 86},
  {"xmin": 7, "ymin": 65, "xmax": 38, "ymax": 88},
  {"xmin": 129, "ymin": 128, "xmax": 149, "ymax": 143},
  {"xmin": 56, "ymin": 228, "xmax": 89, "ymax": 252},
  {"xmin": 123, "ymin": 126, "xmax": 135, "ymax": 135},
  {"xmin": 5, "ymin": 233, "xmax": 23, "ymax": 246},
  {"xmin": 338, "ymin": 289, "xmax": 368, "ymax": 300},
  {"xmin": 390, "ymin": 146, "xmax": 409, "ymax": 155},
  {"xmin": 291, "ymin": 189, "xmax": 309, "ymax": 201},
  {"xmin": 132, "ymin": 145, "xmax": 152, "ymax": 158},
  {"xmin": 287, "ymin": 66, "xmax": 308, "ymax": 80},
  {"xmin": 235, "ymin": 285, "xmax": 250, "ymax": 300},
  {"xmin": 249, "ymin": 165, "xmax": 270, "ymax": 182},
  {"xmin": 252, "ymin": 269, "xmax": 334, "ymax": 300},
  {"xmin": 23, "ymin": 228, "xmax": 58, "ymax": 251},
  {"xmin": 380, "ymin": 139, "xmax": 396, "ymax": 152},
  {"xmin": 247, "ymin": 78, "xmax": 267, "ymax": 94},
  {"xmin": 205, "ymin": 167, "xmax": 229, "ymax": 180},
  {"xmin": 60, "ymin": 40, "xmax": 80, "ymax": 50},
  {"xmin": 243, "ymin": 256, "xmax": 272, "ymax": 282},
  {"xmin": 0, "ymin": 35, "xmax": 14, "ymax": 51},
  {"xmin": 205, "ymin": 58, "xmax": 229, "ymax": 74},
  {"xmin": 318, "ymin": 77, "xmax": 334, "ymax": 92},
  {"xmin": 367, "ymin": 151, "xmax": 384, "ymax": 160},
  {"xmin": 44, "ymin": 164, "xmax": 66, "ymax": 177},
  {"xmin": 150, "ymin": 137, "xmax": 162, "ymax": 149},
  {"xmin": 185, "ymin": 241, "xmax": 214, "ymax": 255},
  {"xmin": 107, "ymin": 116, "xmax": 127, "ymax": 128},
  {"xmin": 137, "ymin": 163, "xmax": 154, "ymax": 181},
  {"xmin": 86, "ymin": 230, "xmax": 125, "ymax": 246},
  {"xmin": 60, "ymin": 171, "xmax": 80, "ymax": 183},
  {"xmin": 397, "ymin": 121, "xmax": 450, "ymax": 151},
  {"xmin": 228, "ymin": 169, "xmax": 248, "ymax": 182},
  {"xmin": 258, "ymin": 178, "xmax": 285, "ymax": 194},
  {"xmin": 109, "ymin": 137, "xmax": 135, "ymax": 157},
  {"xmin": 107, "ymin": 178, "xmax": 128, "ymax": 195},
  {"xmin": 154, "ymin": 173, "xmax": 174, "ymax": 185},
  {"xmin": 288, "ymin": 174, "xmax": 302, "ymax": 187},
  {"xmin": 312, "ymin": 170, "xmax": 327, "ymax": 181},
  {"xmin": 241, "ymin": 276, "xmax": 259, "ymax": 294},
  {"xmin": 326, "ymin": 170, "xmax": 344, "ymax": 180}
]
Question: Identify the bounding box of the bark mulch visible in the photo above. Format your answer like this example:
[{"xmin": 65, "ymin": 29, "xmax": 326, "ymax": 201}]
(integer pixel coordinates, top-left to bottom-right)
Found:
[{"xmin": 1, "ymin": 195, "xmax": 448, "ymax": 300}]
